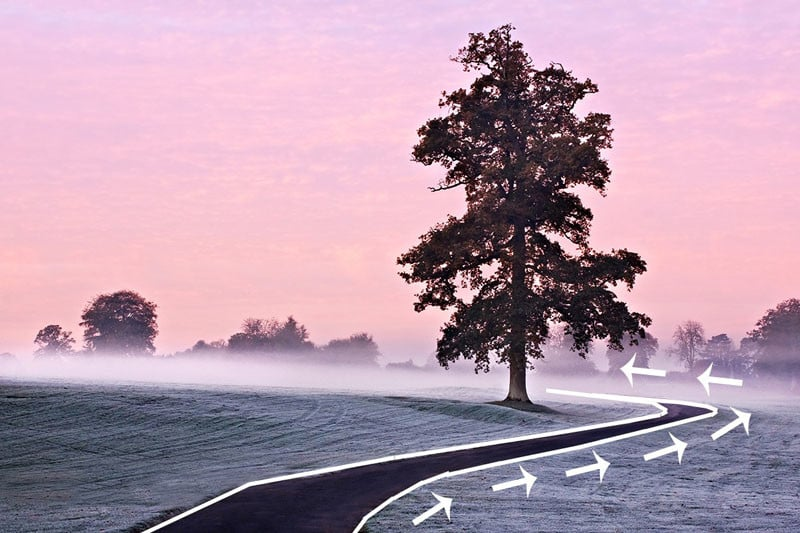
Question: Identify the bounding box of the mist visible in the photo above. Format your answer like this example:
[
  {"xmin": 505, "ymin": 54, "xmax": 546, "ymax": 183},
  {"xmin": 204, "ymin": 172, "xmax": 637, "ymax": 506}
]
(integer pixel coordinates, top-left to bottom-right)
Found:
[{"xmin": 1, "ymin": 352, "xmax": 795, "ymax": 406}]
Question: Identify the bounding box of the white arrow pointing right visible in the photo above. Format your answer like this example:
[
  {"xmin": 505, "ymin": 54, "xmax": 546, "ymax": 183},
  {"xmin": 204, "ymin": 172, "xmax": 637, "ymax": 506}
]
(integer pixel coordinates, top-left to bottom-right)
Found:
[
  {"xmin": 711, "ymin": 406, "xmax": 751, "ymax": 440},
  {"xmin": 491, "ymin": 465, "xmax": 537, "ymax": 497},
  {"xmin": 412, "ymin": 492, "xmax": 452, "ymax": 526},
  {"xmin": 643, "ymin": 432, "xmax": 688, "ymax": 464},
  {"xmin": 565, "ymin": 451, "xmax": 610, "ymax": 482},
  {"xmin": 620, "ymin": 353, "xmax": 667, "ymax": 387}
]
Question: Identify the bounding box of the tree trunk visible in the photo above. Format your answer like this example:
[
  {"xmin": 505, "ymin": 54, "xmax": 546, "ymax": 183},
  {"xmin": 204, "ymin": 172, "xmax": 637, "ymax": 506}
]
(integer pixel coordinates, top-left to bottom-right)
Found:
[
  {"xmin": 506, "ymin": 354, "xmax": 530, "ymax": 402},
  {"xmin": 505, "ymin": 221, "xmax": 531, "ymax": 403}
]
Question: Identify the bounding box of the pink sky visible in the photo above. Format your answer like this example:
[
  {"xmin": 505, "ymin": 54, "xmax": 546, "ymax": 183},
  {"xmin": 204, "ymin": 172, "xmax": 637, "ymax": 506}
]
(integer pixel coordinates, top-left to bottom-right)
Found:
[{"xmin": 1, "ymin": 1, "xmax": 798, "ymax": 361}]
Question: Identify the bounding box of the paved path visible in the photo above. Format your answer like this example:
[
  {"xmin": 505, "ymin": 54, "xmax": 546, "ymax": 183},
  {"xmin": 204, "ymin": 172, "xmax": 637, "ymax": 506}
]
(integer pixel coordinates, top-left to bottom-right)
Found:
[{"xmin": 149, "ymin": 401, "xmax": 712, "ymax": 533}]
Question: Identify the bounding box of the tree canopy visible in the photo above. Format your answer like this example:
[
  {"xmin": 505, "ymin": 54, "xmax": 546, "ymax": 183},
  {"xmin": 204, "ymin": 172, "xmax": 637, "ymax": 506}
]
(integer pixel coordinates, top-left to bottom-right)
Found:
[
  {"xmin": 397, "ymin": 25, "xmax": 649, "ymax": 402},
  {"xmin": 670, "ymin": 320, "xmax": 705, "ymax": 371},
  {"xmin": 700, "ymin": 333, "xmax": 750, "ymax": 377},
  {"xmin": 748, "ymin": 298, "xmax": 800, "ymax": 375},
  {"xmin": 606, "ymin": 331, "xmax": 659, "ymax": 374},
  {"xmin": 34, "ymin": 324, "xmax": 76, "ymax": 356},
  {"xmin": 80, "ymin": 290, "xmax": 158, "ymax": 356},
  {"xmin": 227, "ymin": 316, "xmax": 314, "ymax": 354},
  {"xmin": 322, "ymin": 333, "xmax": 381, "ymax": 365}
]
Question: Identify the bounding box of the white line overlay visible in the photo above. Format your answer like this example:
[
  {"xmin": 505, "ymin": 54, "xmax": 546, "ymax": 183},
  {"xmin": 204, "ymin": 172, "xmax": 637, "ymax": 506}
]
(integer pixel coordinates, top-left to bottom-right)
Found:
[{"xmin": 144, "ymin": 390, "xmax": 717, "ymax": 533}]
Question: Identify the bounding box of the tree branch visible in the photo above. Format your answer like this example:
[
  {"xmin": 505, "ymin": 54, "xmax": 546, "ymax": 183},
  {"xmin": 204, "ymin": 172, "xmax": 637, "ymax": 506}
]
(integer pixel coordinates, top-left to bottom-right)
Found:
[{"xmin": 429, "ymin": 181, "xmax": 465, "ymax": 192}]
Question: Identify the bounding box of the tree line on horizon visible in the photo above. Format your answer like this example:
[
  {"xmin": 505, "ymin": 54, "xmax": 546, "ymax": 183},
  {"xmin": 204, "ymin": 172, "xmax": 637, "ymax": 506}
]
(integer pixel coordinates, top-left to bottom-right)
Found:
[
  {"xmin": 522, "ymin": 298, "xmax": 800, "ymax": 384},
  {"xmin": 17, "ymin": 288, "xmax": 800, "ymax": 385},
  {"xmin": 24, "ymin": 289, "xmax": 380, "ymax": 366}
]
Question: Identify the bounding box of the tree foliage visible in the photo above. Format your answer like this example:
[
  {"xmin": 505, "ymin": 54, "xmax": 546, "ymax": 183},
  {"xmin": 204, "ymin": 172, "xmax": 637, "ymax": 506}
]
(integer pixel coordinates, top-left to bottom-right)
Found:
[
  {"xmin": 80, "ymin": 290, "xmax": 158, "ymax": 356},
  {"xmin": 700, "ymin": 333, "xmax": 751, "ymax": 377},
  {"xmin": 397, "ymin": 25, "xmax": 649, "ymax": 401},
  {"xmin": 670, "ymin": 320, "xmax": 705, "ymax": 371},
  {"xmin": 606, "ymin": 331, "xmax": 658, "ymax": 374},
  {"xmin": 747, "ymin": 298, "xmax": 800, "ymax": 375},
  {"xmin": 227, "ymin": 316, "xmax": 313, "ymax": 354},
  {"xmin": 322, "ymin": 333, "xmax": 380, "ymax": 365},
  {"xmin": 34, "ymin": 324, "xmax": 76, "ymax": 356}
]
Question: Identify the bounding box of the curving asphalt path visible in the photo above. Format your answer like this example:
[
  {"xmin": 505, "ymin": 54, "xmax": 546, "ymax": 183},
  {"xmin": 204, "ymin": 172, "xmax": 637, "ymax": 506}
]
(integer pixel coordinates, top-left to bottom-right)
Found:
[{"xmin": 149, "ymin": 401, "xmax": 712, "ymax": 533}]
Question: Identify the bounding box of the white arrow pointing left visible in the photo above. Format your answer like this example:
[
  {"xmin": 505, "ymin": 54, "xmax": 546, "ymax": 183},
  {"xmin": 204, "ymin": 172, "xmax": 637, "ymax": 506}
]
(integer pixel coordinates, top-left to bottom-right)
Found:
[
  {"xmin": 697, "ymin": 363, "xmax": 743, "ymax": 396},
  {"xmin": 412, "ymin": 492, "xmax": 452, "ymax": 526},
  {"xmin": 711, "ymin": 407, "xmax": 751, "ymax": 440},
  {"xmin": 491, "ymin": 465, "xmax": 537, "ymax": 497},
  {"xmin": 620, "ymin": 353, "xmax": 667, "ymax": 387},
  {"xmin": 643, "ymin": 432, "xmax": 688, "ymax": 464}
]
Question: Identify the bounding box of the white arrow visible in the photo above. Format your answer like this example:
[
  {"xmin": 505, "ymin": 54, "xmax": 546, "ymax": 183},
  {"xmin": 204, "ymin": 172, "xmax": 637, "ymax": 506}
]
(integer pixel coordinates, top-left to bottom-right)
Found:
[
  {"xmin": 643, "ymin": 432, "xmax": 687, "ymax": 464},
  {"xmin": 711, "ymin": 406, "xmax": 751, "ymax": 440},
  {"xmin": 412, "ymin": 492, "xmax": 452, "ymax": 526},
  {"xmin": 620, "ymin": 353, "xmax": 667, "ymax": 387},
  {"xmin": 697, "ymin": 363, "xmax": 743, "ymax": 396},
  {"xmin": 491, "ymin": 465, "xmax": 537, "ymax": 497},
  {"xmin": 565, "ymin": 450, "xmax": 610, "ymax": 482}
]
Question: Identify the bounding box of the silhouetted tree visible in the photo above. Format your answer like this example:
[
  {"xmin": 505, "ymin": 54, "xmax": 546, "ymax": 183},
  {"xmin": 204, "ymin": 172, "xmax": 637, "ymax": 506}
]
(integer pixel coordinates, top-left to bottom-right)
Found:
[
  {"xmin": 181, "ymin": 339, "xmax": 227, "ymax": 357},
  {"xmin": 606, "ymin": 331, "xmax": 659, "ymax": 374},
  {"xmin": 228, "ymin": 317, "xmax": 280, "ymax": 352},
  {"xmin": 273, "ymin": 316, "xmax": 314, "ymax": 352},
  {"xmin": 397, "ymin": 25, "xmax": 650, "ymax": 402},
  {"xmin": 670, "ymin": 320, "xmax": 705, "ymax": 371},
  {"xmin": 80, "ymin": 290, "xmax": 158, "ymax": 356},
  {"xmin": 747, "ymin": 298, "xmax": 800, "ymax": 380},
  {"xmin": 738, "ymin": 337, "xmax": 759, "ymax": 375},
  {"xmin": 698, "ymin": 333, "xmax": 750, "ymax": 377},
  {"xmin": 322, "ymin": 333, "xmax": 380, "ymax": 365},
  {"xmin": 34, "ymin": 324, "xmax": 76, "ymax": 356},
  {"xmin": 228, "ymin": 316, "xmax": 313, "ymax": 354},
  {"xmin": 385, "ymin": 359, "xmax": 426, "ymax": 372}
]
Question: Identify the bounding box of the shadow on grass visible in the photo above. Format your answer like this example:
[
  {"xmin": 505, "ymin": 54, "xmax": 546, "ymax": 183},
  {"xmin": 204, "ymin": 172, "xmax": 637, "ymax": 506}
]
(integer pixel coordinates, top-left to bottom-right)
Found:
[{"xmin": 488, "ymin": 399, "xmax": 560, "ymax": 414}]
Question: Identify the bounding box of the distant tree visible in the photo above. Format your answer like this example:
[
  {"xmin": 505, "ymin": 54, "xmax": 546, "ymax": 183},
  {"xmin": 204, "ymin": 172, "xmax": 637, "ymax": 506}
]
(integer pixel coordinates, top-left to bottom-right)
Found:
[
  {"xmin": 183, "ymin": 339, "xmax": 227, "ymax": 356},
  {"xmin": 747, "ymin": 298, "xmax": 800, "ymax": 378},
  {"xmin": 396, "ymin": 24, "xmax": 650, "ymax": 402},
  {"xmin": 272, "ymin": 316, "xmax": 314, "ymax": 352},
  {"xmin": 606, "ymin": 331, "xmax": 659, "ymax": 374},
  {"xmin": 699, "ymin": 333, "xmax": 750, "ymax": 377},
  {"xmin": 385, "ymin": 359, "xmax": 426, "ymax": 372},
  {"xmin": 241, "ymin": 318, "xmax": 275, "ymax": 337},
  {"xmin": 34, "ymin": 324, "xmax": 76, "ymax": 356},
  {"xmin": 737, "ymin": 337, "xmax": 759, "ymax": 375},
  {"xmin": 228, "ymin": 316, "xmax": 313, "ymax": 354},
  {"xmin": 80, "ymin": 290, "xmax": 158, "ymax": 356},
  {"xmin": 228, "ymin": 317, "xmax": 279, "ymax": 352},
  {"xmin": 0, "ymin": 352, "xmax": 16, "ymax": 362},
  {"xmin": 322, "ymin": 333, "xmax": 380, "ymax": 365},
  {"xmin": 670, "ymin": 320, "xmax": 705, "ymax": 371}
]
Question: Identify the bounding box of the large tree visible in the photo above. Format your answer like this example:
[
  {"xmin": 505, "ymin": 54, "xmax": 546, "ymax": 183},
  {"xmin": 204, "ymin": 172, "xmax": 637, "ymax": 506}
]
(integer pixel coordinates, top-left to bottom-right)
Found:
[
  {"xmin": 80, "ymin": 290, "xmax": 158, "ymax": 356},
  {"xmin": 747, "ymin": 298, "xmax": 800, "ymax": 377},
  {"xmin": 397, "ymin": 25, "xmax": 649, "ymax": 402}
]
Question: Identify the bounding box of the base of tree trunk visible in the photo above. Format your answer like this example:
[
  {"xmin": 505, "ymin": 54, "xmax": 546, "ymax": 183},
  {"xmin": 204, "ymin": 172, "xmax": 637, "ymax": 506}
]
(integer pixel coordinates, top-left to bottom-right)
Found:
[
  {"xmin": 502, "ymin": 395, "xmax": 532, "ymax": 404},
  {"xmin": 506, "ymin": 361, "xmax": 531, "ymax": 403},
  {"xmin": 489, "ymin": 399, "xmax": 558, "ymax": 414},
  {"xmin": 503, "ymin": 394, "xmax": 533, "ymax": 403}
]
